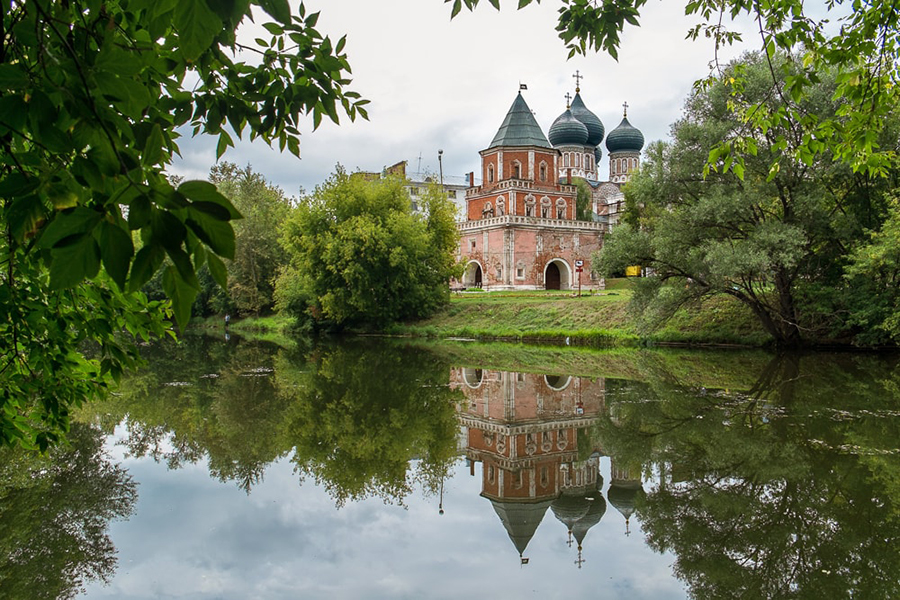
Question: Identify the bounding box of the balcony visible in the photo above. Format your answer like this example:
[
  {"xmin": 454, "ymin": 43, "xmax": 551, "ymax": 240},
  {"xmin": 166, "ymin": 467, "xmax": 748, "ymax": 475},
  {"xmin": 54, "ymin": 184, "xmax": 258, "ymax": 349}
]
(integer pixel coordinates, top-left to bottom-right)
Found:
[{"xmin": 457, "ymin": 214, "xmax": 607, "ymax": 232}]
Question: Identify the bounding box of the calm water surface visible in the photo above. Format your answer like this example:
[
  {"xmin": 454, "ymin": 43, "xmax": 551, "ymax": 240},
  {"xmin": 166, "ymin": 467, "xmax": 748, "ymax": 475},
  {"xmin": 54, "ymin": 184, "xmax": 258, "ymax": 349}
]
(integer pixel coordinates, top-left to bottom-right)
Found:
[{"xmin": 3, "ymin": 336, "xmax": 899, "ymax": 599}]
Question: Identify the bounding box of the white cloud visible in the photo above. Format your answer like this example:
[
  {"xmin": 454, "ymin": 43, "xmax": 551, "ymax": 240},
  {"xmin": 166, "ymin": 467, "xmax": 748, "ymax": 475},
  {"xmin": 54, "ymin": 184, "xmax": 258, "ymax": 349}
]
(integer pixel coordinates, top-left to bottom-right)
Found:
[{"xmin": 168, "ymin": 0, "xmax": 756, "ymax": 194}]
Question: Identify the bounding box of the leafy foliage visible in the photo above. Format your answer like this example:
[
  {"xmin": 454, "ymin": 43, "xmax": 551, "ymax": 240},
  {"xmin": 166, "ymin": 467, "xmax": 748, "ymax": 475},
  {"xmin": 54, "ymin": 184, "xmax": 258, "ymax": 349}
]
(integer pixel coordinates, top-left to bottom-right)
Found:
[
  {"xmin": 277, "ymin": 168, "xmax": 461, "ymax": 329},
  {"xmin": 208, "ymin": 163, "xmax": 292, "ymax": 316},
  {"xmin": 0, "ymin": 0, "xmax": 365, "ymax": 447},
  {"xmin": 595, "ymin": 52, "xmax": 899, "ymax": 346}
]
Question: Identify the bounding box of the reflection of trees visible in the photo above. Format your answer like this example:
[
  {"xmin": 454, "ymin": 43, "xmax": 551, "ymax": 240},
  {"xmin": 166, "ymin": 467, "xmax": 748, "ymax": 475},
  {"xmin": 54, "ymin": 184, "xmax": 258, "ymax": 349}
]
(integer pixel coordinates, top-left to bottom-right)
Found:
[
  {"xmin": 91, "ymin": 336, "xmax": 461, "ymax": 503},
  {"xmin": 91, "ymin": 335, "xmax": 294, "ymax": 492},
  {"xmin": 0, "ymin": 423, "xmax": 136, "ymax": 600},
  {"xmin": 277, "ymin": 341, "xmax": 461, "ymax": 506},
  {"xmin": 598, "ymin": 353, "xmax": 900, "ymax": 599}
]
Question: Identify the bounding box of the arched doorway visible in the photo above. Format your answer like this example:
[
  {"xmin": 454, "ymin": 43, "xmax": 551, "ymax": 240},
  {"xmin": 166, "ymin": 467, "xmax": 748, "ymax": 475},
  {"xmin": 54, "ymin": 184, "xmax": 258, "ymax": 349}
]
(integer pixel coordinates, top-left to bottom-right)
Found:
[
  {"xmin": 545, "ymin": 262, "xmax": 561, "ymax": 290},
  {"xmin": 464, "ymin": 261, "xmax": 483, "ymax": 288},
  {"xmin": 544, "ymin": 259, "xmax": 571, "ymax": 290}
]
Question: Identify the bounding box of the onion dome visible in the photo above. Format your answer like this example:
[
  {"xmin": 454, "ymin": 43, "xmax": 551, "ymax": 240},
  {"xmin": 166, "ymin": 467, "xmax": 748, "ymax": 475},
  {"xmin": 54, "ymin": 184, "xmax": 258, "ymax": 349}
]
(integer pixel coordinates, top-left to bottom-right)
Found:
[
  {"xmin": 594, "ymin": 146, "xmax": 603, "ymax": 165},
  {"xmin": 606, "ymin": 115, "xmax": 645, "ymax": 153},
  {"xmin": 570, "ymin": 93, "xmax": 605, "ymax": 147},
  {"xmin": 549, "ymin": 108, "xmax": 589, "ymax": 146},
  {"xmin": 488, "ymin": 91, "xmax": 553, "ymax": 150}
]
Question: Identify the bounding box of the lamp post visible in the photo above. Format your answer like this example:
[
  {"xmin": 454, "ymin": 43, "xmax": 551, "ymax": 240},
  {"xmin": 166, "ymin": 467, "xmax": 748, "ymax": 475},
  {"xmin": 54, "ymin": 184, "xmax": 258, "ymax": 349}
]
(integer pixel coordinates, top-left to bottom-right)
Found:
[{"xmin": 438, "ymin": 149, "xmax": 444, "ymax": 191}]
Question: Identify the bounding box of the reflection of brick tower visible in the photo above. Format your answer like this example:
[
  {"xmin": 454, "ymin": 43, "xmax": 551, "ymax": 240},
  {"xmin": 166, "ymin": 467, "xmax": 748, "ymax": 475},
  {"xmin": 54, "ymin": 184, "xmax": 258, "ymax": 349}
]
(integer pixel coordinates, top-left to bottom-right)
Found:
[
  {"xmin": 453, "ymin": 368, "xmax": 606, "ymax": 563},
  {"xmin": 608, "ymin": 458, "xmax": 645, "ymax": 536}
]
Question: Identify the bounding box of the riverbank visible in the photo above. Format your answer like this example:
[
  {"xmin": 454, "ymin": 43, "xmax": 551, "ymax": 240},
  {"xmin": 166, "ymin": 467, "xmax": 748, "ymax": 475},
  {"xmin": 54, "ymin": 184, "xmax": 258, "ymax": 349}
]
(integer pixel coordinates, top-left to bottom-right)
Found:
[
  {"xmin": 385, "ymin": 279, "xmax": 771, "ymax": 348},
  {"xmin": 209, "ymin": 279, "xmax": 772, "ymax": 348}
]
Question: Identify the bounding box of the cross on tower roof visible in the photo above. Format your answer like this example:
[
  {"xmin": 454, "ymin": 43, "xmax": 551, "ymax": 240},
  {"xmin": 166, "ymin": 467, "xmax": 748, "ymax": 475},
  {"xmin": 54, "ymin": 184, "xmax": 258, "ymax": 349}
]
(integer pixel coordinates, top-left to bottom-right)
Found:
[
  {"xmin": 572, "ymin": 70, "xmax": 583, "ymax": 92},
  {"xmin": 623, "ymin": 101, "xmax": 629, "ymax": 117},
  {"xmin": 564, "ymin": 92, "xmax": 572, "ymax": 108}
]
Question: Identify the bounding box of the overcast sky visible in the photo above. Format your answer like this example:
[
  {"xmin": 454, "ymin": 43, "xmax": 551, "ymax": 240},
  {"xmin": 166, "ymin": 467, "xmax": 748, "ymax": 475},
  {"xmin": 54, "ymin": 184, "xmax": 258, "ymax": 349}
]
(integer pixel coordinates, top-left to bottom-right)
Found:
[{"xmin": 168, "ymin": 0, "xmax": 760, "ymax": 197}]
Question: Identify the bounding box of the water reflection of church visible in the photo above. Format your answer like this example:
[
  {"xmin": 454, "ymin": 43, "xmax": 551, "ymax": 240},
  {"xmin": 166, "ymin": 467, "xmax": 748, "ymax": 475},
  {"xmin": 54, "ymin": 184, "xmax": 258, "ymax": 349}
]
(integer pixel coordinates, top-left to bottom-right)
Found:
[{"xmin": 451, "ymin": 368, "xmax": 644, "ymax": 566}]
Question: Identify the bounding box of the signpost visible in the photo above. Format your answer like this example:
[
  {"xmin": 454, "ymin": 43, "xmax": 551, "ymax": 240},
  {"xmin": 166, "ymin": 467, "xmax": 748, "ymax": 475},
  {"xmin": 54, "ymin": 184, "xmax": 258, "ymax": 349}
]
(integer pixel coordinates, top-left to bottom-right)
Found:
[{"xmin": 575, "ymin": 260, "xmax": 583, "ymax": 296}]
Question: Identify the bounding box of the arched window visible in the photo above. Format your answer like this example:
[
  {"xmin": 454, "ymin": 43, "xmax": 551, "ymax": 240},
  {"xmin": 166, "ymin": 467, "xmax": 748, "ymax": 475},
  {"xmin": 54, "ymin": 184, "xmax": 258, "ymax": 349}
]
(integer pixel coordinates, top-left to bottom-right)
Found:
[
  {"xmin": 525, "ymin": 194, "xmax": 536, "ymax": 217},
  {"xmin": 563, "ymin": 154, "xmax": 569, "ymax": 167},
  {"xmin": 539, "ymin": 162, "xmax": 547, "ymax": 182},
  {"xmin": 512, "ymin": 160, "xmax": 522, "ymax": 179},
  {"xmin": 575, "ymin": 153, "xmax": 580, "ymax": 168},
  {"xmin": 482, "ymin": 201, "xmax": 493, "ymax": 218},
  {"xmin": 556, "ymin": 198, "xmax": 567, "ymax": 219},
  {"xmin": 488, "ymin": 164, "xmax": 495, "ymax": 183},
  {"xmin": 497, "ymin": 198, "xmax": 505, "ymax": 216},
  {"xmin": 540, "ymin": 196, "xmax": 551, "ymax": 219}
]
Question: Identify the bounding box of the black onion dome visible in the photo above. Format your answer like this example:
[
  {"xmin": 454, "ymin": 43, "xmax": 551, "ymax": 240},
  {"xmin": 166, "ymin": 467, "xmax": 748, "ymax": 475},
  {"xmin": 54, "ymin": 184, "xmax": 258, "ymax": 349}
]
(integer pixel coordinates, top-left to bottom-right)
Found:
[
  {"xmin": 606, "ymin": 116, "xmax": 644, "ymax": 153},
  {"xmin": 549, "ymin": 109, "xmax": 589, "ymax": 146},
  {"xmin": 594, "ymin": 145, "xmax": 602, "ymax": 164},
  {"xmin": 570, "ymin": 93, "xmax": 605, "ymax": 147}
]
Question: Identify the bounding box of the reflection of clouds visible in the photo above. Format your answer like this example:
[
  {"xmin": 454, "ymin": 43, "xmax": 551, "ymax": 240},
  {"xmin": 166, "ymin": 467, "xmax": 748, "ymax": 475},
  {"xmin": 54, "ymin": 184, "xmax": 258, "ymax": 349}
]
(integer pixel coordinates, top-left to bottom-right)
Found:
[{"xmin": 83, "ymin": 447, "xmax": 683, "ymax": 600}]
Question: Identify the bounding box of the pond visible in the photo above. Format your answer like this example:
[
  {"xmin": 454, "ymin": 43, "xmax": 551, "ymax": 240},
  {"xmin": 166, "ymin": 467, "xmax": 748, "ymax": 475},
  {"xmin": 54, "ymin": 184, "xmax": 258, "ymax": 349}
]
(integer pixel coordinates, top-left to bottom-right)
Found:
[{"xmin": 2, "ymin": 335, "xmax": 899, "ymax": 599}]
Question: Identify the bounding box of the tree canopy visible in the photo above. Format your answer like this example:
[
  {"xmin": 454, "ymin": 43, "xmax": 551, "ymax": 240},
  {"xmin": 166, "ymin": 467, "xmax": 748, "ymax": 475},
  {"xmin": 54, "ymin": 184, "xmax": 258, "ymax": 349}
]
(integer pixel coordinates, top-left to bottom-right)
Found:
[
  {"xmin": 276, "ymin": 168, "xmax": 460, "ymax": 330},
  {"xmin": 0, "ymin": 0, "xmax": 365, "ymax": 448},
  {"xmin": 596, "ymin": 52, "xmax": 899, "ymax": 346}
]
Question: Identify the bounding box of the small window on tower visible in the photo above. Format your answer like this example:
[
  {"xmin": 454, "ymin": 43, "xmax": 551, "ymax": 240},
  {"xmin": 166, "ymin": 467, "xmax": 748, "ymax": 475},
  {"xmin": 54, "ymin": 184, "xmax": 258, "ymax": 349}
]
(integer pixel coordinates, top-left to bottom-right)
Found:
[
  {"xmin": 410, "ymin": 187, "xmax": 419, "ymax": 196},
  {"xmin": 539, "ymin": 162, "xmax": 547, "ymax": 182},
  {"xmin": 488, "ymin": 164, "xmax": 495, "ymax": 183}
]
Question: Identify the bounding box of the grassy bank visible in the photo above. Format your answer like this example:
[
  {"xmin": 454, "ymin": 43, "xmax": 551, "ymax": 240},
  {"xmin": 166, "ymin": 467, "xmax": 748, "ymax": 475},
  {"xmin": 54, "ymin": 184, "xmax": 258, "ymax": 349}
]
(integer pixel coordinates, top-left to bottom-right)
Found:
[
  {"xmin": 386, "ymin": 279, "xmax": 770, "ymax": 348},
  {"xmin": 195, "ymin": 279, "xmax": 771, "ymax": 348}
]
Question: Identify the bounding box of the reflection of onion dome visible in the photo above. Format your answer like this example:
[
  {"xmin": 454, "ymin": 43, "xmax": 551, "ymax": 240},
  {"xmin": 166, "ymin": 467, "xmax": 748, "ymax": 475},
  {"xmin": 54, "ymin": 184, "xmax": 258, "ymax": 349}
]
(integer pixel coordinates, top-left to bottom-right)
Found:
[
  {"xmin": 571, "ymin": 494, "xmax": 606, "ymax": 548},
  {"xmin": 552, "ymin": 492, "xmax": 607, "ymax": 545},
  {"xmin": 606, "ymin": 116, "xmax": 645, "ymax": 153},
  {"xmin": 551, "ymin": 493, "xmax": 591, "ymax": 530},
  {"xmin": 570, "ymin": 93, "xmax": 605, "ymax": 146},
  {"xmin": 490, "ymin": 498, "xmax": 553, "ymax": 560},
  {"xmin": 607, "ymin": 481, "xmax": 644, "ymax": 535},
  {"xmin": 549, "ymin": 109, "xmax": 589, "ymax": 146}
]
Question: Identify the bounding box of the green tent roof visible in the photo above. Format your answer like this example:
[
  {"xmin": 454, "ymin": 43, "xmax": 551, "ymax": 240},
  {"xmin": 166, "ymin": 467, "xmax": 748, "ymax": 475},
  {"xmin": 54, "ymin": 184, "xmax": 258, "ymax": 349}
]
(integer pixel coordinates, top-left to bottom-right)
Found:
[{"xmin": 488, "ymin": 92, "xmax": 553, "ymax": 150}]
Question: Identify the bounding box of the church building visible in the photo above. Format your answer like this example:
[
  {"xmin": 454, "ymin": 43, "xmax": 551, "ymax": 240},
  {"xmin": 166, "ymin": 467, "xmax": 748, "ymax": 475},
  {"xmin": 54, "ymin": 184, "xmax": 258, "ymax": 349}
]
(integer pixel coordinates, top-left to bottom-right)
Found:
[{"xmin": 458, "ymin": 79, "xmax": 644, "ymax": 290}]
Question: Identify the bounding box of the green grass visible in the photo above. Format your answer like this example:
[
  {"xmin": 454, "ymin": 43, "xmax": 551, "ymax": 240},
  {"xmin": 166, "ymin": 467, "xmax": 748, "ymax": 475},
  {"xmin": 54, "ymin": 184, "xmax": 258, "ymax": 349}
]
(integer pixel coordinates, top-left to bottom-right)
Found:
[{"xmin": 389, "ymin": 278, "xmax": 771, "ymax": 348}]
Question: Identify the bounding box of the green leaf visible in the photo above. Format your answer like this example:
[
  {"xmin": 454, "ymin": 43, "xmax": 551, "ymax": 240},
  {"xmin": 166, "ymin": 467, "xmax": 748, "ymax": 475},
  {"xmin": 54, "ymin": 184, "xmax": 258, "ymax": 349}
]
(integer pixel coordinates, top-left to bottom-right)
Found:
[
  {"xmin": 129, "ymin": 244, "xmax": 166, "ymax": 292},
  {"xmin": 97, "ymin": 221, "xmax": 135, "ymax": 290},
  {"xmin": 166, "ymin": 246, "xmax": 201, "ymax": 290},
  {"xmin": 259, "ymin": 0, "xmax": 292, "ymax": 24},
  {"xmin": 162, "ymin": 265, "xmax": 198, "ymax": 330},
  {"xmin": 6, "ymin": 195, "xmax": 46, "ymax": 243},
  {"xmin": 174, "ymin": 0, "xmax": 223, "ymax": 61},
  {"xmin": 0, "ymin": 64, "xmax": 29, "ymax": 90},
  {"xmin": 216, "ymin": 130, "xmax": 234, "ymax": 159},
  {"xmin": 39, "ymin": 208, "xmax": 102, "ymax": 249},
  {"xmin": 49, "ymin": 235, "xmax": 102, "ymax": 289},
  {"xmin": 179, "ymin": 180, "xmax": 242, "ymax": 218},
  {"xmin": 186, "ymin": 210, "xmax": 236, "ymax": 259},
  {"xmin": 142, "ymin": 123, "xmax": 165, "ymax": 166},
  {"xmin": 128, "ymin": 195, "xmax": 153, "ymax": 229},
  {"xmin": 207, "ymin": 252, "xmax": 229, "ymax": 289}
]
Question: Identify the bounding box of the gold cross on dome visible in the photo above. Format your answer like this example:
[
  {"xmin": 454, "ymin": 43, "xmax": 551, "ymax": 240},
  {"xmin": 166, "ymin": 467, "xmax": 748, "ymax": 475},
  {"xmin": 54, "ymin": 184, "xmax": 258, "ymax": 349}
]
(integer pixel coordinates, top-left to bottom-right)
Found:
[
  {"xmin": 572, "ymin": 70, "xmax": 583, "ymax": 92},
  {"xmin": 623, "ymin": 101, "xmax": 629, "ymax": 117},
  {"xmin": 565, "ymin": 92, "xmax": 572, "ymax": 108}
]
